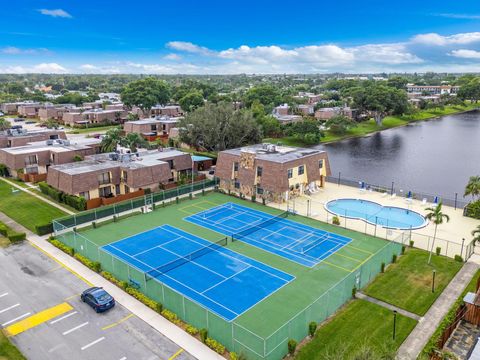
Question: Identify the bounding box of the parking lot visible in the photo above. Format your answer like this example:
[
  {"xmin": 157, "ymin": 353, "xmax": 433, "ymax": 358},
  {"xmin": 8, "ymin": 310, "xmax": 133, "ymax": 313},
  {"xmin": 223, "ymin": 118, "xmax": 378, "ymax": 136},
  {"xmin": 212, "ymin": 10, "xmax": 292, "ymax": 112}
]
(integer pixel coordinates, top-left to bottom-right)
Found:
[{"xmin": 0, "ymin": 242, "xmax": 195, "ymax": 360}]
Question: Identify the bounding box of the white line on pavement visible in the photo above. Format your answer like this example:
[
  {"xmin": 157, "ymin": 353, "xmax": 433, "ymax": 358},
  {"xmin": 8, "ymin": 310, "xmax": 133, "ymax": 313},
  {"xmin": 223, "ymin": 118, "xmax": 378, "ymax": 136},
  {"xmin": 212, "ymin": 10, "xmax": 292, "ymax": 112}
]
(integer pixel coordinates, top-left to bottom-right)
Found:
[
  {"xmin": 0, "ymin": 292, "xmax": 8, "ymax": 298},
  {"xmin": 62, "ymin": 322, "xmax": 89, "ymax": 335},
  {"xmin": 0, "ymin": 303, "xmax": 20, "ymax": 314},
  {"xmin": 50, "ymin": 311, "xmax": 78, "ymax": 324},
  {"xmin": 1, "ymin": 312, "xmax": 31, "ymax": 326},
  {"xmin": 81, "ymin": 337, "xmax": 106, "ymax": 350},
  {"xmin": 119, "ymin": 357, "xmax": 127, "ymax": 360}
]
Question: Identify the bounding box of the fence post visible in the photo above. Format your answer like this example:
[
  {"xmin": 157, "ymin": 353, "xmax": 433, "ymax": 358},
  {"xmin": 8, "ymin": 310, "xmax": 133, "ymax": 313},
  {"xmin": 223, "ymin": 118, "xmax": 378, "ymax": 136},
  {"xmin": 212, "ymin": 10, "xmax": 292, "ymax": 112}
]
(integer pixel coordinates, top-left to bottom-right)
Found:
[
  {"xmin": 454, "ymin": 193, "xmax": 458, "ymax": 210},
  {"xmin": 391, "ymin": 182, "xmax": 394, "ymax": 195},
  {"xmin": 461, "ymin": 238, "xmax": 465, "ymax": 260},
  {"xmin": 338, "ymin": 172, "xmax": 341, "ymax": 186}
]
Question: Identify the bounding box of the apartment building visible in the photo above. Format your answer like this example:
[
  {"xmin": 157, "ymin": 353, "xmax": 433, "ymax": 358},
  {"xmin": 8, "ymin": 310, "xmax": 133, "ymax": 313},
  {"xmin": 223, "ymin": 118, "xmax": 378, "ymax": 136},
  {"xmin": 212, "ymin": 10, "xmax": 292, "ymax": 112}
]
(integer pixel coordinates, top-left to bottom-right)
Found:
[
  {"xmin": 406, "ymin": 84, "xmax": 460, "ymax": 95},
  {"xmin": 62, "ymin": 108, "xmax": 127, "ymax": 126},
  {"xmin": 150, "ymin": 105, "xmax": 184, "ymax": 117},
  {"xmin": 0, "ymin": 129, "xmax": 67, "ymax": 148},
  {"xmin": 314, "ymin": 106, "xmax": 358, "ymax": 121},
  {"xmin": 0, "ymin": 137, "xmax": 101, "ymax": 182},
  {"xmin": 123, "ymin": 116, "xmax": 180, "ymax": 140},
  {"xmin": 38, "ymin": 104, "xmax": 75, "ymax": 121},
  {"xmin": 0, "ymin": 101, "xmax": 40, "ymax": 115},
  {"xmin": 216, "ymin": 143, "xmax": 331, "ymax": 202},
  {"xmin": 17, "ymin": 103, "xmax": 43, "ymax": 118},
  {"xmin": 47, "ymin": 149, "xmax": 192, "ymax": 203}
]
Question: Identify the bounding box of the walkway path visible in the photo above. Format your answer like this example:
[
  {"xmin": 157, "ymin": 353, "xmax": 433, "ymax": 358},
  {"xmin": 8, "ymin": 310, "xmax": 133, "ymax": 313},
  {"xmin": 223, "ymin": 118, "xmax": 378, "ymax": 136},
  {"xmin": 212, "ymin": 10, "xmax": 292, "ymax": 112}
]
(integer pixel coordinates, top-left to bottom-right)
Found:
[
  {"xmin": 397, "ymin": 259, "xmax": 480, "ymax": 360},
  {"xmin": 356, "ymin": 292, "xmax": 422, "ymax": 321},
  {"xmin": 0, "ymin": 212, "xmax": 223, "ymax": 360},
  {"xmin": 0, "ymin": 177, "xmax": 75, "ymax": 215}
]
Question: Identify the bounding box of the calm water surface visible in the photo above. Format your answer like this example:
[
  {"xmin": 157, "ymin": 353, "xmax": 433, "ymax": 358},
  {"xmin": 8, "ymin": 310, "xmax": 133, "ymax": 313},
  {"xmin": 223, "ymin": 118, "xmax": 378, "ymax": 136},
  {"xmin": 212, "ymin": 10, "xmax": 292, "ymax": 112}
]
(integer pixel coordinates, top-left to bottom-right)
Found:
[{"xmin": 318, "ymin": 110, "xmax": 480, "ymax": 199}]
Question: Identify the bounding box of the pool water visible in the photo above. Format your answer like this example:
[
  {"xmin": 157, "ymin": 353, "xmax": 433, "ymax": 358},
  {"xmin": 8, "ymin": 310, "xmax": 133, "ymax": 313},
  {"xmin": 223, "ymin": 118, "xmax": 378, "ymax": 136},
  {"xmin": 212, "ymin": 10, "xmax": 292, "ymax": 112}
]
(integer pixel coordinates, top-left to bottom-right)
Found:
[{"xmin": 325, "ymin": 198, "xmax": 428, "ymax": 230}]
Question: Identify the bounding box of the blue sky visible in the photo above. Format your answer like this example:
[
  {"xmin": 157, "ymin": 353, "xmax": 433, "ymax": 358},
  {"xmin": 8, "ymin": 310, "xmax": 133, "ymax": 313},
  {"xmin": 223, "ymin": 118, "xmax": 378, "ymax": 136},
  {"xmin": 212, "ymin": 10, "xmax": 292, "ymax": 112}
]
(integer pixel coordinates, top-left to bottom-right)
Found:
[{"xmin": 1, "ymin": 0, "xmax": 480, "ymax": 74}]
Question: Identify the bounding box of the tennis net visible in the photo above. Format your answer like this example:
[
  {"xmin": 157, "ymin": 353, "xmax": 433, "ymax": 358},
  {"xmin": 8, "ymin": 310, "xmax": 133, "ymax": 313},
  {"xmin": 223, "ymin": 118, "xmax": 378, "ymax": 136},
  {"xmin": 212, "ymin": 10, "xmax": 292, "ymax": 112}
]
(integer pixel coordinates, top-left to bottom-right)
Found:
[
  {"xmin": 145, "ymin": 237, "xmax": 228, "ymax": 281},
  {"xmin": 231, "ymin": 211, "xmax": 288, "ymax": 242}
]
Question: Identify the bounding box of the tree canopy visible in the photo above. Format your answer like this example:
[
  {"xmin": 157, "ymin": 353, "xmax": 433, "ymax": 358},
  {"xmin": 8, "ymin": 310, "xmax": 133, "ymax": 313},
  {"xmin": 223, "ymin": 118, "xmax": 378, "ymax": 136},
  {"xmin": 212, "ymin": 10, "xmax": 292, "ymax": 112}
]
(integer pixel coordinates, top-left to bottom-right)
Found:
[
  {"xmin": 457, "ymin": 78, "xmax": 480, "ymax": 103},
  {"xmin": 179, "ymin": 102, "xmax": 262, "ymax": 151},
  {"xmin": 121, "ymin": 77, "xmax": 171, "ymax": 113},
  {"xmin": 325, "ymin": 115, "xmax": 357, "ymax": 135},
  {"xmin": 284, "ymin": 119, "xmax": 323, "ymax": 145},
  {"xmin": 178, "ymin": 91, "xmax": 204, "ymax": 112},
  {"xmin": 244, "ymin": 85, "xmax": 282, "ymax": 109}
]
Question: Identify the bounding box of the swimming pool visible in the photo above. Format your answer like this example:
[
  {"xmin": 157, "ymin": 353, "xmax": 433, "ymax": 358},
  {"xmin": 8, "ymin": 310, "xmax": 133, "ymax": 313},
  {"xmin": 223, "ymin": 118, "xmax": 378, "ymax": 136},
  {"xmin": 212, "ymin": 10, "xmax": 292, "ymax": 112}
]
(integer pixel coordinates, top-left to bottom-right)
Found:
[{"xmin": 325, "ymin": 198, "xmax": 428, "ymax": 230}]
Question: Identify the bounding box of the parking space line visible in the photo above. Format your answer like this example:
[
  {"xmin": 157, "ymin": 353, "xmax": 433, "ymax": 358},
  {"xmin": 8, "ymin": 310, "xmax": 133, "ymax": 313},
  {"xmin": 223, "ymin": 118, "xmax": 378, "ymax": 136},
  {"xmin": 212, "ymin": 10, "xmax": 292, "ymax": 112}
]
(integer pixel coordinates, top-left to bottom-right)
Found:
[
  {"xmin": 62, "ymin": 321, "xmax": 89, "ymax": 335},
  {"xmin": 2, "ymin": 313, "xmax": 31, "ymax": 327},
  {"xmin": 169, "ymin": 349, "xmax": 184, "ymax": 360},
  {"xmin": 5, "ymin": 302, "xmax": 74, "ymax": 337},
  {"xmin": 81, "ymin": 336, "xmax": 105, "ymax": 350},
  {"xmin": 0, "ymin": 292, "xmax": 8, "ymax": 298},
  {"xmin": 0, "ymin": 303, "xmax": 20, "ymax": 314},
  {"xmin": 64, "ymin": 293, "xmax": 80, "ymax": 301},
  {"xmin": 49, "ymin": 311, "xmax": 78, "ymax": 324},
  {"xmin": 101, "ymin": 313, "xmax": 134, "ymax": 330}
]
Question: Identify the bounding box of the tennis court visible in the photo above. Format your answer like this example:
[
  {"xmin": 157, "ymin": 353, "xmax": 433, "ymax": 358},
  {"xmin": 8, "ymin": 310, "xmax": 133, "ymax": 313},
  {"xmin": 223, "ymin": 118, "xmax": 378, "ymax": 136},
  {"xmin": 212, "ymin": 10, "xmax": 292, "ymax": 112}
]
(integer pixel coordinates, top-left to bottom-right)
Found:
[
  {"xmin": 185, "ymin": 202, "xmax": 352, "ymax": 267},
  {"xmin": 101, "ymin": 224, "xmax": 294, "ymax": 321}
]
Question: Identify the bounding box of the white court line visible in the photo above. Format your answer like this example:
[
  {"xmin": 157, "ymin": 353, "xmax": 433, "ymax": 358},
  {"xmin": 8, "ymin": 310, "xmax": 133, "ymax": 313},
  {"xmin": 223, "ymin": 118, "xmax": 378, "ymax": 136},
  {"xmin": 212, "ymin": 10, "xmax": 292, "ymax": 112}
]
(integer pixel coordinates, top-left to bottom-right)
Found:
[
  {"xmin": 2, "ymin": 312, "xmax": 31, "ymax": 326},
  {"xmin": 0, "ymin": 292, "xmax": 8, "ymax": 298},
  {"xmin": 201, "ymin": 266, "xmax": 251, "ymax": 295},
  {"xmin": 132, "ymin": 235, "xmax": 183, "ymax": 257},
  {"xmin": 62, "ymin": 322, "xmax": 89, "ymax": 335},
  {"xmin": 50, "ymin": 311, "xmax": 78, "ymax": 324},
  {"xmin": 81, "ymin": 336, "xmax": 106, "ymax": 350},
  {"xmin": 0, "ymin": 303, "xmax": 20, "ymax": 314}
]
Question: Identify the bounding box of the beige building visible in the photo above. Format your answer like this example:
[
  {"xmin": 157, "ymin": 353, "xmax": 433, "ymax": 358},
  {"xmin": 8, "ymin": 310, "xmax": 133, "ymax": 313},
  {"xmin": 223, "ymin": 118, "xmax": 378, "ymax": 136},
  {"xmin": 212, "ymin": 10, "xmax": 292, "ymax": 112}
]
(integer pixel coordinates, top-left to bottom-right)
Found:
[
  {"xmin": 62, "ymin": 109, "xmax": 127, "ymax": 126},
  {"xmin": 216, "ymin": 144, "xmax": 331, "ymax": 202},
  {"xmin": 0, "ymin": 129, "xmax": 67, "ymax": 148},
  {"xmin": 123, "ymin": 117, "xmax": 180, "ymax": 139}
]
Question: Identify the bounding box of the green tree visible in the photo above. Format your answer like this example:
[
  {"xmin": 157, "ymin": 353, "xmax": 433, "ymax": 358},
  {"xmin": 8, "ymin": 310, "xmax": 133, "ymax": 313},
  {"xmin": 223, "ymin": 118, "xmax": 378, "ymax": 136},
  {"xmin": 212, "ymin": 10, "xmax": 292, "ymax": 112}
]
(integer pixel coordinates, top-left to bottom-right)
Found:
[
  {"xmin": 472, "ymin": 225, "xmax": 480, "ymax": 245},
  {"xmin": 458, "ymin": 78, "xmax": 480, "ymax": 103},
  {"xmin": 464, "ymin": 176, "xmax": 480, "ymax": 200},
  {"xmin": 179, "ymin": 102, "xmax": 262, "ymax": 151},
  {"xmin": 350, "ymin": 82, "xmax": 409, "ymax": 125},
  {"xmin": 284, "ymin": 119, "xmax": 323, "ymax": 145},
  {"xmin": 5, "ymin": 82, "xmax": 25, "ymax": 96},
  {"xmin": 387, "ymin": 76, "xmax": 409, "ymax": 90},
  {"xmin": 425, "ymin": 202, "xmax": 450, "ymax": 264},
  {"xmin": 0, "ymin": 118, "xmax": 11, "ymax": 131},
  {"xmin": 121, "ymin": 77, "xmax": 171, "ymax": 113},
  {"xmin": 244, "ymin": 85, "xmax": 282, "ymax": 109},
  {"xmin": 325, "ymin": 115, "xmax": 357, "ymax": 135},
  {"xmin": 101, "ymin": 128, "xmax": 122, "ymax": 152},
  {"xmin": 258, "ymin": 115, "xmax": 282, "ymax": 137},
  {"xmin": 179, "ymin": 91, "xmax": 204, "ymax": 112},
  {"xmin": 120, "ymin": 132, "xmax": 148, "ymax": 153}
]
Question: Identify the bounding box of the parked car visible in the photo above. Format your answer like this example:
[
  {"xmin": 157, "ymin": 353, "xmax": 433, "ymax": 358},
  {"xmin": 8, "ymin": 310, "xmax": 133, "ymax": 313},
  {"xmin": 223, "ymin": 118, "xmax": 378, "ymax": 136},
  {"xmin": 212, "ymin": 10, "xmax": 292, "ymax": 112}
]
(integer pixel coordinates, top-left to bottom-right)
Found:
[
  {"xmin": 0, "ymin": 112, "xmax": 4, "ymax": 116},
  {"xmin": 13, "ymin": 118, "xmax": 24, "ymax": 122},
  {"xmin": 80, "ymin": 287, "xmax": 115, "ymax": 313},
  {"xmin": 10, "ymin": 125, "xmax": 23, "ymax": 130},
  {"xmin": 25, "ymin": 120, "xmax": 36, "ymax": 124}
]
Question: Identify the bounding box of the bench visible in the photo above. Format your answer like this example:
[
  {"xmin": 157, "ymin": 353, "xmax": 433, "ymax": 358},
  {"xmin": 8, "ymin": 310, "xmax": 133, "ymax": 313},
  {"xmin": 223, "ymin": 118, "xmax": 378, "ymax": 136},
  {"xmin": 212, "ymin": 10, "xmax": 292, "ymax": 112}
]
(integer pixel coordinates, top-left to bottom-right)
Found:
[{"xmin": 128, "ymin": 278, "xmax": 141, "ymax": 289}]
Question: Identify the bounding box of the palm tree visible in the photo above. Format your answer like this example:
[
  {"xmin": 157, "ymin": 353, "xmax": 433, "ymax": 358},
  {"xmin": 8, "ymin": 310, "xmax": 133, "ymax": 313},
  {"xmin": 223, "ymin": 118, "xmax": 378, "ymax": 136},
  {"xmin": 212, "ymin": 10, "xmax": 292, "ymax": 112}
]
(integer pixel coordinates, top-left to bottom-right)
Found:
[
  {"xmin": 425, "ymin": 202, "xmax": 450, "ymax": 264},
  {"xmin": 464, "ymin": 176, "xmax": 480, "ymax": 201},
  {"xmin": 0, "ymin": 118, "xmax": 11, "ymax": 131},
  {"xmin": 101, "ymin": 128, "xmax": 122, "ymax": 152},
  {"xmin": 472, "ymin": 225, "xmax": 480, "ymax": 245},
  {"xmin": 120, "ymin": 133, "xmax": 148, "ymax": 153}
]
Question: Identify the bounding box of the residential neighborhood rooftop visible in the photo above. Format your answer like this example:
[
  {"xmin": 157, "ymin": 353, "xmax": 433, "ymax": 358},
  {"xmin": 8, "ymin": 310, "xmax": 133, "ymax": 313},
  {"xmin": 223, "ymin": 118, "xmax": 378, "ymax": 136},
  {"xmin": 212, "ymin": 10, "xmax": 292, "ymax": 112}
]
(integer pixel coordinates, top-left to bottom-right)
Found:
[{"xmin": 222, "ymin": 143, "xmax": 326, "ymax": 163}]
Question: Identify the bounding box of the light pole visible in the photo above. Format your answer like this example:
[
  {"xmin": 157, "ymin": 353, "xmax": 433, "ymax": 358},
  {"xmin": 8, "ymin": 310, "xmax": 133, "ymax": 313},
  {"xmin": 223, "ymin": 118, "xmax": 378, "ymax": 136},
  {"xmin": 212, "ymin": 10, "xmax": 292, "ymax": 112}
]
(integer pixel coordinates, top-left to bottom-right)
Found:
[
  {"xmin": 393, "ymin": 310, "xmax": 397, "ymax": 340},
  {"xmin": 432, "ymin": 270, "xmax": 436, "ymax": 293}
]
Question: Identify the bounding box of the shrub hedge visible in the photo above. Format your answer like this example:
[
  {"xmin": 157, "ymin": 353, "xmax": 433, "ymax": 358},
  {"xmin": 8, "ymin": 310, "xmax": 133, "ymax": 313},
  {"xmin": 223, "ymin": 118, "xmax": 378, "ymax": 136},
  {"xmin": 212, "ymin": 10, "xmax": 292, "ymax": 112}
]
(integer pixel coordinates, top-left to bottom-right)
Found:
[
  {"xmin": 465, "ymin": 200, "xmax": 480, "ymax": 219},
  {"xmin": 73, "ymin": 253, "xmax": 101, "ymax": 273},
  {"xmin": 0, "ymin": 221, "xmax": 26, "ymax": 242},
  {"xmin": 205, "ymin": 337, "xmax": 225, "ymax": 354},
  {"xmin": 49, "ymin": 238, "xmax": 74, "ymax": 256},
  {"xmin": 35, "ymin": 223, "xmax": 53, "ymax": 236},
  {"xmin": 38, "ymin": 182, "xmax": 86, "ymax": 211}
]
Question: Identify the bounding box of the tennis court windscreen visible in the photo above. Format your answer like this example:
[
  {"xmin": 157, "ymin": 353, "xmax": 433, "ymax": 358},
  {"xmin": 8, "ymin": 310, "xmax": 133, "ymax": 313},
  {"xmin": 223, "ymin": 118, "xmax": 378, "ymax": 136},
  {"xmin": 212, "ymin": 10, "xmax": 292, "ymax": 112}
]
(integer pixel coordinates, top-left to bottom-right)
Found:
[
  {"xmin": 231, "ymin": 211, "xmax": 288, "ymax": 242},
  {"xmin": 145, "ymin": 237, "xmax": 227, "ymax": 281}
]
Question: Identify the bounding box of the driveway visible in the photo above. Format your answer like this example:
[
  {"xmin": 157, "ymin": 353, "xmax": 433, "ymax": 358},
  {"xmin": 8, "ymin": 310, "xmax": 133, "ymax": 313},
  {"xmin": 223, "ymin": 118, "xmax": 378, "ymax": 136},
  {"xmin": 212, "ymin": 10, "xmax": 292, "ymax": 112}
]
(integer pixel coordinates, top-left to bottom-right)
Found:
[{"xmin": 0, "ymin": 242, "xmax": 195, "ymax": 360}]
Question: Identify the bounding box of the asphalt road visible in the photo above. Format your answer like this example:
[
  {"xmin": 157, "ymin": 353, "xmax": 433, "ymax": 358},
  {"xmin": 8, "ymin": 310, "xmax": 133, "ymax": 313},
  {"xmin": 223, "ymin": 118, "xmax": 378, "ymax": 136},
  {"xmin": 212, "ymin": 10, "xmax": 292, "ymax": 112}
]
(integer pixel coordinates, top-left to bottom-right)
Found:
[{"xmin": 0, "ymin": 241, "xmax": 196, "ymax": 360}]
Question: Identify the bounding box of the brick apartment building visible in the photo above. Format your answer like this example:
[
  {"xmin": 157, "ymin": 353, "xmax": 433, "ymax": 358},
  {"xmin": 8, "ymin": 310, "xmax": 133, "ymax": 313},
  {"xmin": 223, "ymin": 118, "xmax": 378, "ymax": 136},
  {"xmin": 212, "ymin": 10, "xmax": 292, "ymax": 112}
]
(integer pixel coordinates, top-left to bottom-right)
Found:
[
  {"xmin": 62, "ymin": 109, "xmax": 127, "ymax": 126},
  {"xmin": 38, "ymin": 105, "xmax": 75, "ymax": 121},
  {"xmin": 47, "ymin": 149, "xmax": 192, "ymax": 203},
  {"xmin": 0, "ymin": 129, "xmax": 67, "ymax": 148},
  {"xmin": 314, "ymin": 106, "xmax": 358, "ymax": 121},
  {"xmin": 17, "ymin": 103, "xmax": 43, "ymax": 118},
  {"xmin": 0, "ymin": 137, "xmax": 101, "ymax": 182},
  {"xmin": 216, "ymin": 143, "xmax": 331, "ymax": 202},
  {"xmin": 123, "ymin": 116, "xmax": 180, "ymax": 141},
  {"xmin": 0, "ymin": 101, "xmax": 41, "ymax": 115},
  {"xmin": 406, "ymin": 84, "xmax": 460, "ymax": 95}
]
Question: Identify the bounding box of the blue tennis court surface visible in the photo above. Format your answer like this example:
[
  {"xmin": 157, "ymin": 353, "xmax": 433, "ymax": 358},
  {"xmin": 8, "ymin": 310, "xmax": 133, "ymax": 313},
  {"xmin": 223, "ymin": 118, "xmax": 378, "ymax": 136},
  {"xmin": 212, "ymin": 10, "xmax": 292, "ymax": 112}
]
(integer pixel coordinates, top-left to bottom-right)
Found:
[
  {"xmin": 185, "ymin": 202, "xmax": 352, "ymax": 267},
  {"xmin": 101, "ymin": 224, "xmax": 294, "ymax": 321}
]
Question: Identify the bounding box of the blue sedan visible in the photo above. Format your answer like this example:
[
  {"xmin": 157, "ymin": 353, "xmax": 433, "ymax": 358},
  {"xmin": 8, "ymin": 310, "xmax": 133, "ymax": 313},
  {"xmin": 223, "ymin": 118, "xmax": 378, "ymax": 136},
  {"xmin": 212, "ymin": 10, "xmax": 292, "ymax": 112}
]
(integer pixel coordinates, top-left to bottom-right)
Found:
[{"xmin": 81, "ymin": 287, "xmax": 115, "ymax": 313}]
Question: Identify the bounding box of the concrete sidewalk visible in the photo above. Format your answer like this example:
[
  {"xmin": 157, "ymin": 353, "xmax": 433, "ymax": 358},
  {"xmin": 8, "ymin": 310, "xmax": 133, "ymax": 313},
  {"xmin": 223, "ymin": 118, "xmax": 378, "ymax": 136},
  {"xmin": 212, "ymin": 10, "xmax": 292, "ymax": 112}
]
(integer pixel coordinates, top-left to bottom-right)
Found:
[
  {"xmin": 0, "ymin": 212, "xmax": 223, "ymax": 360},
  {"xmin": 397, "ymin": 259, "xmax": 480, "ymax": 360},
  {"xmin": 0, "ymin": 177, "xmax": 75, "ymax": 215},
  {"xmin": 356, "ymin": 292, "xmax": 422, "ymax": 321}
]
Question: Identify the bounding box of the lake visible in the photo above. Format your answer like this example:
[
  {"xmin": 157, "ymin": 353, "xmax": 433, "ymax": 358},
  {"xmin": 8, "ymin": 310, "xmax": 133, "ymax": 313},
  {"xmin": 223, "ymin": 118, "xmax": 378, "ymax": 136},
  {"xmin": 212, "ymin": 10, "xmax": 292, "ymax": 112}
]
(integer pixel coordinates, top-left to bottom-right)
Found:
[{"xmin": 318, "ymin": 110, "xmax": 480, "ymax": 201}]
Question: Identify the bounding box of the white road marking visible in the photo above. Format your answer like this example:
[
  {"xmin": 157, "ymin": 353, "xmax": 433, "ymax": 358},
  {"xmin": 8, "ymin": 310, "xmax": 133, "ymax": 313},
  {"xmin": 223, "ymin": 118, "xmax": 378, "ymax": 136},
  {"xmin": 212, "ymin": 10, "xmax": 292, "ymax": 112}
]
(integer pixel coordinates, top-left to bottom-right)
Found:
[
  {"xmin": 62, "ymin": 322, "xmax": 89, "ymax": 335},
  {"xmin": 81, "ymin": 337, "xmax": 106, "ymax": 350},
  {"xmin": 50, "ymin": 311, "xmax": 78, "ymax": 324},
  {"xmin": 0, "ymin": 303, "xmax": 20, "ymax": 314},
  {"xmin": 1, "ymin": 312, "xmax": 31, "ymax": 326},
  {"xmin": 0, "ymin": 292, "xmax": 8, "ymax": 298},
  {"xmin": 48, "ymin": 344, "xmax": 67, "ymax": 353},
  {"xmin": 119, "ymin": 357, "xmax": 127, "ymax": 360}
]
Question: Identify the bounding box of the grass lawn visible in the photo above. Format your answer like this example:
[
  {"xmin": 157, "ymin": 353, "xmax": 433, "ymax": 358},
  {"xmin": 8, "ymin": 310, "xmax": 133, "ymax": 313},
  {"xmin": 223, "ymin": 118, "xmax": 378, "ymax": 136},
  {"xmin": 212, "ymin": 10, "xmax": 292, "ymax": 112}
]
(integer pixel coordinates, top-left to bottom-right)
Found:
[
  {"xmin": 67, "ymin": 125, "xmax": 120, "ymax": 134},
  {"xmin": 295, "ymin": 299, "xmax": 418, "ymax": 360},
  {"xmin": 0, "ymin": 179, "xmax": 66, "ymax": 232},
  {"xmin": 0, "ymin": 331, "xmax": 25, "ymax": 360},
  {"xmin": 363, "ymin": 248, "xmax": 463, "ymax": 316}
]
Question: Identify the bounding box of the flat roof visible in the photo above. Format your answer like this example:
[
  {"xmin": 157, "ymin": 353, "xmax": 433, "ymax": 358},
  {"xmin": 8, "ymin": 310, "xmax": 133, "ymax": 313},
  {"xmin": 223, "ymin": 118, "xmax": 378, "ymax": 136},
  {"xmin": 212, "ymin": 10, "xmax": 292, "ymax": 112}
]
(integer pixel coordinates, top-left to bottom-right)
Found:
[
  {"xmin": 125, "ymin": 117, "xmax": 179, "ymax": 125},
  {"xmin": 2, "ymin": 138, "xmax": 101, "ymax": 155},
  {"xmin": 222, "ymin": 144, "xmax": 326, "ymax": 163}
]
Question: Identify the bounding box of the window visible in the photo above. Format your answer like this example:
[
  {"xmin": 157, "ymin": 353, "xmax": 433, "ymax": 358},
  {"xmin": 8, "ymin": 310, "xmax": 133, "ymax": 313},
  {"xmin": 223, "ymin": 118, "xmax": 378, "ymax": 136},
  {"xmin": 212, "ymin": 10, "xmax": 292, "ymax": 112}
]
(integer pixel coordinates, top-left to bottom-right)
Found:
[
  {"xmin": 79, "ymin": 191, "xmax": 90, "ymax": 200},
  {"xmin": 99, "ymin": 186, "xmax": 112, "ymax": 198},
  {"xmin": 256, "ymin": 166, "xmax": 263, "ymax": 177},
  {"xmin": 97, "ymin": 172, "xmax": 111, "ymax": 185},
  {"xmin": 287, "ymin": 169, "xmax": 293, "ymax": 179},
  {"xmin": 298, "ymin": 165, "xmax": 305, "ymax": 175},
  {"xmin": 319, "ymin": 160, "xmax": 323, "ymax": 169},
  {"xmin": 234, "ymin": 179, "xmax": 240, "ymax": 189},
  {"xmin": 25, "ymin": 155, "xmax": 37, "ymax": 166},
  {"xmin": 121, "ymin": 171, "xmax": 128, "ymax": 182},
  {"xmin": 234, "ymin": 162, "xmax": 239, "ymax": 171},
  {"xmin": 167, "ymin": 159, "xmax": 174, "ymax": 169},
  {"xmin": 150, "ymin": 125, "xmax": 157, "ymax": 131},
  {"xmin": 124, "ymin": 185, "xmax": 130, "ymax": 194},
  {"xmin": 256, "ymin": 187, "xmax": 264, "ymax": 195}
]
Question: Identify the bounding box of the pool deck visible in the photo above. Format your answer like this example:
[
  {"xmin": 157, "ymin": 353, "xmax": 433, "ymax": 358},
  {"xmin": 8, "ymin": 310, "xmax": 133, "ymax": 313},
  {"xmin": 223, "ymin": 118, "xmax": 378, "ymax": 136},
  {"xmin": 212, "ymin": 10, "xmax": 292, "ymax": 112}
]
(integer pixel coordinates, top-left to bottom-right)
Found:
[{"xmin": 268, "ymin": 183, "xmax": 480, "ymax": 259}]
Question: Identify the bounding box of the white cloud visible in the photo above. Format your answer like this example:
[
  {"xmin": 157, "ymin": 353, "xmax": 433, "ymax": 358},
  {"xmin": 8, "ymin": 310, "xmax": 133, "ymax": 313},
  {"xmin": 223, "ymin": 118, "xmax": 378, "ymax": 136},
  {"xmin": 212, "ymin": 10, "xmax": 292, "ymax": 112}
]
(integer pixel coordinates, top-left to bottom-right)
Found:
[
  {"xmin": 0, "ymin": 63, "xmax": 68, "ymax": 74},
  {"xmin": 163, "ymin": 53, "xmax": 182, "ymax": 61},
  {"xmin": 1, "ymin": 46, "xmax": 50, "ymax": 55},
  {"xmin": 38, "ymin": 9, "xmax": 72, "ymax": 18},
  {"xmin": 166, "ymin": 41, "xmax": 214, "ymax": 55},
  {"xmin": 351, "ymin": 44, "xmax": 423, "ymax": 64},
  {"xmin": 433, "ymin": 13, "xmax": 480, "ymax": 20},
  {"xmin": 449, "ymin": 49, "xmax": 480, "ymax": 59},
  {"xmin": 79, "ymin": 64, "xmax": 98, "ymax": 70},
  {"xmin": 412, "ymin": 32, "xmax": 480, "ymax": 46}
]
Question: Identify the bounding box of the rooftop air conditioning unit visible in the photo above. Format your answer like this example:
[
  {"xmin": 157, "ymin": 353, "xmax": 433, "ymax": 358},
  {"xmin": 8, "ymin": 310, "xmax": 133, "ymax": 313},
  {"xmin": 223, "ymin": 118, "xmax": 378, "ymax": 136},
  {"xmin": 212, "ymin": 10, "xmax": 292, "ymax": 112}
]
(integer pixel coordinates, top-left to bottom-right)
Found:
[{"xmin": 46, "ymin": 140, "xmax": 54, "ymax": 146}]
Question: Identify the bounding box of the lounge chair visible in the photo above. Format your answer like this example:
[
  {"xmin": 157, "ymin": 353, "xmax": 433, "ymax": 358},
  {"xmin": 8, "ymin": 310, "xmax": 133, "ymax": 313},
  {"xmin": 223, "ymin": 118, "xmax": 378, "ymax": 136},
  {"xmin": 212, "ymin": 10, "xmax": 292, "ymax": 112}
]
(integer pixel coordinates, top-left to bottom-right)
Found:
[{"xmin": 391, "ymin": 193, "xmax": 397, "ymax": 199}]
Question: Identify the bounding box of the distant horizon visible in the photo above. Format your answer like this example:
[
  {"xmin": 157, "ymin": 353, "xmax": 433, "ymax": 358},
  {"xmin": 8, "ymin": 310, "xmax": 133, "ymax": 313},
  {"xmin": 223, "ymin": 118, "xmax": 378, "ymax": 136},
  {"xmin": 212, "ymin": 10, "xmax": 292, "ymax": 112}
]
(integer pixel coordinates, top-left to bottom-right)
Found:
[{"xmin": 1, "ymin": 1, "xmax": 480, "ymax": 74}]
